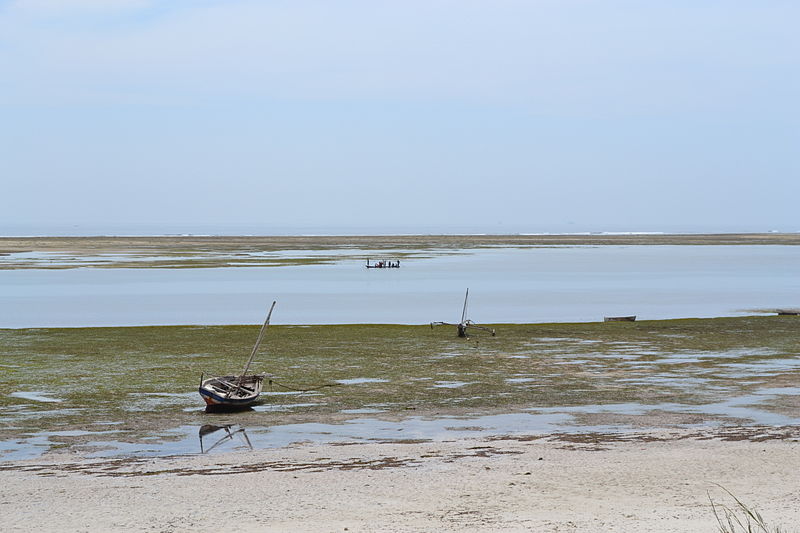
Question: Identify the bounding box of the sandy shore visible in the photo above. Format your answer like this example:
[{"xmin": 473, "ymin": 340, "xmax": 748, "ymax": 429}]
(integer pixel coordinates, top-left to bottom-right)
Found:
[{"xmin": 3, "ymin": 428, "xmax": 799, "ymax": 532}]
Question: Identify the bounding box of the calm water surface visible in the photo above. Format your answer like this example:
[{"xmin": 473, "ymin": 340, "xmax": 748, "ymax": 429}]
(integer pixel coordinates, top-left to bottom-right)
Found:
[
  {"xmin": 3, "ymin": 245, "xmax": 799, "ymax": 328},
  {"xmin": 4, "ymin": 391, "xmax": 799, "ymax": 461}
]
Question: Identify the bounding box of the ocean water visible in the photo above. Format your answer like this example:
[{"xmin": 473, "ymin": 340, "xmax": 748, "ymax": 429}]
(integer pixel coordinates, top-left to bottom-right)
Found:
[{"xmin": 2, "ymin": 245, "xmax": 799, "ymax": 328}]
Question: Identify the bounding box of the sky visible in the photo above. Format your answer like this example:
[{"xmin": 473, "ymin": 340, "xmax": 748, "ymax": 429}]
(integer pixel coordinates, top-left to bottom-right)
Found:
[{"xmin": 1, "ymin": 0, "xmax": 798, "ymax": 235}]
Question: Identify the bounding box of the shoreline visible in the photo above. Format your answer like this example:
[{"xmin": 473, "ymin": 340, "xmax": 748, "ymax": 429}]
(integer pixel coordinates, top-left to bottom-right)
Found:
[
  {"xmin": 3, "ymin": 426, "xmax": 799, "ymax": 532},
  {"xmin": 0, "ymin": 313, "xmax": 792, "ymax": 330}
]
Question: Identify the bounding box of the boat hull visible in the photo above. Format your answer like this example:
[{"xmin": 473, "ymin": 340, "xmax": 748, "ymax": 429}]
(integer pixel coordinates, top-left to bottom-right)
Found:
[
  {"xmin": 199, "ymin": 375, "xmax": 265, "ymax": 409},
  {"xmin": 604, "ymin": 316, "xmax": 636, "ymax": 322}
]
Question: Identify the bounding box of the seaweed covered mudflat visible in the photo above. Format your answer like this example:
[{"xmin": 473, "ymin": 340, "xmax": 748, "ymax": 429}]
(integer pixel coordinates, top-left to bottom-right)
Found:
[
  {"xmin": 2, "ymin": 233, "xmax": 799, "ymax": 269},
  {"xmin": 2, "ymin": 316, "xmax": 799, "ymax": 457}
]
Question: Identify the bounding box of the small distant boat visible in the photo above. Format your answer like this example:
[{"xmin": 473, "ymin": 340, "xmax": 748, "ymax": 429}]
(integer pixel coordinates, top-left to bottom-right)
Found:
[
  {"xmin": 431, "ymin": 288, "xmax": 496, "ymax": 338},
  {"xmin": 199, "ymin": 301, "xmax": 276, "ymax": 410},
  {"xmin": 366, "ymin": 259, "xmax": 400, "ymax": 269},
  {"xmin": 604, "ymin": 315, "xmax": 636, "ymax": 322},
  {"xmin": 776, "ymin": 309, "xmax": 800, "ymax": 316}
]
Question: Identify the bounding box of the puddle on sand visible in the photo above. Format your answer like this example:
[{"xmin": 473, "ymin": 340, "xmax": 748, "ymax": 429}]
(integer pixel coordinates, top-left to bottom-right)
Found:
[
  {"xmin": 9, "ymin": 391, "xmax": 64, "ymax": 403},
  {"xmin": 1, "ymin": 413, "xmax": 578, "ymax": 460},
  {"xmin": 336, "ymin": 378, "xmax": 390, "ymax": 385},
  {"xmin": 3, "ymin": 387, "xmax": 800, "ymax": 461},
  {"xmin": 721, "ymin": 358, "xmax": 800, "ymax": 375},
  {"xmin": 252, "ymin": 403, "xmax": 321, "ymax": 412},
  {"xmin": 754, "ymin": 387, "xmax": 800, "ymax": 396},
  {"xmin": 647, "ymin": 348, "xmax": 785, "ymax": 366},
  {"xmin": 432, "ymin": 381, "xmax": 471, "ymax": 389},
  {"xmin": 621, "ymin": 376, "xmax": 711, "ymax": 388},
  {"xmin": 432, "ymin": 352, "xmax": 462, "ymax": 360},
  {"xmin": 0, "ymin": 429, "xmax": 122, "ymax": 461},
  {"xmin": 526, "ymin": 389, "xmax": 800, "ymax": 427}
]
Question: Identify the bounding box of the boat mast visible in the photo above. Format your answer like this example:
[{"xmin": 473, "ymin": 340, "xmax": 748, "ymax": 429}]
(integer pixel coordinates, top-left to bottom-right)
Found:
[
  {"xmin": 239, "ymin": 300, "xmax": 277, "ymax": 379},
  {"xmin": 225, "ymin": 301, "xmax": 276, "ymax": 399}
]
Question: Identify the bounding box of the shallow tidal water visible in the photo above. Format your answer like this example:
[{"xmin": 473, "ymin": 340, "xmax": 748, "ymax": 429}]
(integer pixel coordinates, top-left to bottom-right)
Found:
[
  {"xmin": 3, "ymin": 245, "xmax": 800, "ymax": 327},
  {"xmin": 4, "ymin": 398, "xmax": 800, "ymax": 461}
]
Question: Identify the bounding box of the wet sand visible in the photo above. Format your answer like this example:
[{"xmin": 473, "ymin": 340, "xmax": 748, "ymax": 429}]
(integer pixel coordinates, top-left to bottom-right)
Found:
[{"xmin": 3, "ymin": 427, "xmax": 799, "ymax": 532}]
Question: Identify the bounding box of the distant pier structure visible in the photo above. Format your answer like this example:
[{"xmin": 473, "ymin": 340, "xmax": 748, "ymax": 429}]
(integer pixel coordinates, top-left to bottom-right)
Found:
[{"xmin": 366, "ymin": 259, "xmax": 400, "ymax": 269}]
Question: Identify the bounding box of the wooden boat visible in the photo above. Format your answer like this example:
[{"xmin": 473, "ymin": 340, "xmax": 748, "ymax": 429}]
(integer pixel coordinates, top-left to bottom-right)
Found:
[
  {"xmin": 199, "ymin": 374, "xmax": 265, "ymax": 410},
  {"xmin": 431, "ymin": 288, "xmax": 496, "ymax": 338},
  {"xmin": 604, "ymin": 315, "xmax": 636, "ymax": 322},
  {"xmin": 365, "ymin": 259, "xmax": 400, "ymax": 268},
  {"xmin": 199, "ymin": 301, "xmax": 276, "ymax": 410}
]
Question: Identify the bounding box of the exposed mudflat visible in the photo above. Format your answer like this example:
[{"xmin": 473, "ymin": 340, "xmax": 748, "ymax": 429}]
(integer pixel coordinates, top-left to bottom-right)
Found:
[
  {"xmin": 2, "ymin": 233, "xmax": 799, "ymax": 269},
  {"xmin": 2, "ymin": 317, "xmax": 798, "ymax": 460}
]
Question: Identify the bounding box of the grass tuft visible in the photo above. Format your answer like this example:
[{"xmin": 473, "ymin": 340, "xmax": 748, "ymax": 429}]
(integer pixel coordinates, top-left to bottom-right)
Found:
[{"xmin": 709, "ymin": 485, "xmax": 791, "ymax": 533}]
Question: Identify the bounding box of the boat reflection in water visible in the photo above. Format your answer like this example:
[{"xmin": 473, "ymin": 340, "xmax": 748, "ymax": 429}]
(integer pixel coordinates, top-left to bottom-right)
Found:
[{"xmin": 198, "ymin": 424, "xmax": 253, "ymax": 454}]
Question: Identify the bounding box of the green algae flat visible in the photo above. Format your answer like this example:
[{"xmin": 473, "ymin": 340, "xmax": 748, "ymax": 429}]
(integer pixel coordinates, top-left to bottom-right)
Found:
[{"xmin": 2, "ymin": 316, "xmax": 799, "ymax": 452}]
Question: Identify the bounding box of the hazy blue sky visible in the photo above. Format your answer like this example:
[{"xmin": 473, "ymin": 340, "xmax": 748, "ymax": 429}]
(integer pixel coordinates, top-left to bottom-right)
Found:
[{"xmin": 1, "ymin": 0, "xmax": 798, "ymax": 235}]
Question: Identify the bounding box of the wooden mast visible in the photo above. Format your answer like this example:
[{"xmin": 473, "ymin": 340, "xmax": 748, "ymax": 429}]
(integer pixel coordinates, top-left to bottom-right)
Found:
[
  {"xmin": 239, "ymin": 300, "xmax": 276, "ymax": 378},
  {"xmin": 226, "ymin": 301, "xmax": 276, "ymax": 398},
  {"xmin": 458, "ymin": 288, "xmax": 469, "ymax": 337},
  {"xmin": 431, "ymin": 288, "xmax": 495, "ymax": 338}
]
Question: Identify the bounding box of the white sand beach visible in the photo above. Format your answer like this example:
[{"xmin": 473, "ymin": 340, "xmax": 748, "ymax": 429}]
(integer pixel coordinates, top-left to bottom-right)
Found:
[{"xmin": 3, "ymin": 428, "xmax": 799, "ymax": 532}]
